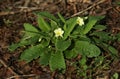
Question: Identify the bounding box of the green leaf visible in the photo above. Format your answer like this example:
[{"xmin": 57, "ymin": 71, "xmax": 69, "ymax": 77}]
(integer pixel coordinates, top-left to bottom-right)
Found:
[
  {"xmin": 83, "ymin": 16, "xmax": 105, "ymax": 34},
  {"xmin": 23, "ymin": 23, "xmax": 39, "ymax": 37},
  {"xmin": 109, "ymin": 46, "xmax": 118, "ymax": 56},
  {"xmin": 77, "ymin": 35, "xmax": 91, "ymax": 42},
  {"xmin": 9, "ymin": 35, "xmax": 40, "ymax": 51},
  {"xmin": 57, "ymin": 13, "xmax": 66, "ymax": 23},
  {"xmin": 113, "ymin": 73, "xmax": 119, "ymax": 79},
  {"xmin": 118, "ymin": 38, "xmax": 120, "ymax": 41},
  {"xmin": 50, "ymin": 20, "xmax": 58, "ymax": 30},
  {"xmin": 63, "ymin": 24, "xmax": 67, "ymax": 31},
  {"xmin": 103, "ymin": 43, "xmax": 118, "ymax": 57},
  {"xmin": 9, "ymin": 23, "xmax": 40, "ymax": 51},
  {"xmin": 35, "ymin": 11, "xmax": 58, "ymax": 22},
  {"xmin": 94, "ymin": 56, "xmax": 104, "ymax": 66},
  {"xmin": 71, "ymin": 25, "xmax": 84, "ymax": 35},
  {"xmin": 87, "ymin": 44, "xmax": 101, "ymax": 57},
  {"xmin": 91, "ymin": 31, "xmax": 112, "ymax": 42},
  {"xmin": 39, "ymin": 52, "xmax": 51, "ymax": 65},
  {"xmin": 75, "ymin": 41, "xmax": 88, "ymax": 55},
  {"xmin": 56, "ymin": 39, "xmax": 71, "ymax": 51},
  {"xmin": 75, "ymin": 41, "xmax": 101, "ymax": 57},
  {"xmin": 63, "ymin": 17, "xmax": 77, "ymax": 40},
  {"xmin": 40, "ymin": 39, "xmax": 50, "ymax": 47},
  {"xmin": 9, "ymin": 43, "xmax": 20, "ymax": 52},
  {"xmin": 116, "ymin": 33, "xmax": 120, "ymax": 41},
  {"xmin": 19, "ymin": 23, "xmax": 40, "ymax": 46},
  {"xmin": 49, "ymin": 51, "xmax": 66, "ymax": 71},
  {"xmin": 64, "ymin": 49, "xmax": 78, "ymax": 59},
  {"xmin": 20, "ymin": 35, "xmax": 39, "ymax": 45},
  {"xmin": 93, "ymin": 25, "xmax": 106, "ymax": 30},
  {"xmin": 79, "ymin": 55, "xmax": 86, "ymax": 65},
  {"xmin": 79, "ymin": 55, "xmax": 88, "ymax": 71},
  {"xmin": 20, "ymin": 44, "xmax": 44, "ymax": 63},
  {"xmin": 24, "ymin": 23, "xmax": 39, "ymax": 33},
  {"xmin": 37, "ymin": 15, "xmax": 50, "ymax": 32},
  {"xmin": 24, "ymin": 23, "xmax": 50, "ymax": 38}
]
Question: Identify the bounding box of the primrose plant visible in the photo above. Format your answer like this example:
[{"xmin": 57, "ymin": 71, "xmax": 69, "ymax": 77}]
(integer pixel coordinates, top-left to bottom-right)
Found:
[{"xmin": 9, "ymin": 12, "xmax": 119, "ymax": 71}]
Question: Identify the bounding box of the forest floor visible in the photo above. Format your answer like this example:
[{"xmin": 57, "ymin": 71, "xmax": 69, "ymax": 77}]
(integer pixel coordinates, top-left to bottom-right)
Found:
[{"xmin": 0, "ymin": 0, "xmax": 120, "ymax": 79}]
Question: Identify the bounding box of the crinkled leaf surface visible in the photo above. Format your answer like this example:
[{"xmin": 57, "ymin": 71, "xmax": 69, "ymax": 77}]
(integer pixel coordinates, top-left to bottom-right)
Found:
[
  {"xmin": 39, "ymin": 52, "xmax": 51, "ymax": 65},
  {"xmin": 49, "ymin": 51, "xmax": 66, "ymax": 71},
  {"xmin": 20, "ymin": 44, "xmax": 44, "ymax": 63},
  {"xmin": 75, "ymin": 41, "xmax": 101, "ymax": 57},
  {"xmin": 64, "ymin": 49, "xmax": 78, "ymax": 59},
  {"xmin": 56, "ymin": 40, "xmax": 71, "ymax": 51}
]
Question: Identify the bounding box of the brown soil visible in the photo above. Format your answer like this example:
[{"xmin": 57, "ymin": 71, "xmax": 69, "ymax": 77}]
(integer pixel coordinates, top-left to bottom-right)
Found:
[{"xmin": 0, "ymin": 0, "xmax": 120, "ymax": 79}]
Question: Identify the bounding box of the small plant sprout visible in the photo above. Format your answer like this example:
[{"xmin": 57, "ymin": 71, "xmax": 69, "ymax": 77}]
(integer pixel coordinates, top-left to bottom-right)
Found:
[
  {"xmin": 54, "ymin": 28, "xmax": 64, "ymax": 38},
  {"xmin": 76, "ymin": 17, "xmax": 84, "ymax": 26}
]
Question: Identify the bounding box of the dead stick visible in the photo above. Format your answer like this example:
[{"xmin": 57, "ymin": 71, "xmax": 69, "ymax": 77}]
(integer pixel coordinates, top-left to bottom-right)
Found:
[
  {"xmin": 6, "ymin": 74, "xmax": 37, "ymax": 79},
  {"xmin": 112, "ymin": 27, "xmax": 120, "ymax": 31},
  {"xmin": 20, "ymin": 0, "xmax": 31, "ymax": 11},
  {"xmin": 24, "ymin": 0, "xmax": 31, "ymax": 7},
  {"xmin": 71, "ymin": 0, "xmax": 106, "ymax": 17},
  {"xmin": 0, "ymin": 59, "xmax": 18, "ymax": 76},
  {"xmin": 0, "ymin": 7, "xmax": 41, "ymax": 16}
]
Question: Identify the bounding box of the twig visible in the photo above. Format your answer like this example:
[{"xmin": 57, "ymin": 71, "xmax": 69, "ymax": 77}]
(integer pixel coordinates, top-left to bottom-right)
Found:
[
  {"xmin": 51, "ymin": 71, "xmax": 56, "ymax": 79},
  {"xmin": 20, "ymin": 0, "xmax": 31, "ymax": 11},
  {"xmin": 6, "ymin": 74, "xmax": 37, "ymax": 79},
  {"xmin": 0, "ymin": 59, "xmax": 18, "ymax": 76},
  {"xmin": 112, "ymin": 27, "xmax": 120, "ymax": 31},
  {"xmin": 0, "ymin": 7, "xmax": 41, "ymax": 16},
  {"xmin": 0, "ymin": 58, "xmax": 37, "ymax": 79},
  {"xmin": 24, "ymin": 0, "xmax": 31, "ymax": 7},
  {"xmin": 71, "ymin": 0, "xmax": 106, "ymax": 17}
]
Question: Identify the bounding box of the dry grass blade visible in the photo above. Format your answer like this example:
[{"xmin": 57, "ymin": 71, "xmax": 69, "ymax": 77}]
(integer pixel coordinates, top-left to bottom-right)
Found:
[{"xmin": 71, "ymin": 0, "xmax": 106, "ymax": 17}]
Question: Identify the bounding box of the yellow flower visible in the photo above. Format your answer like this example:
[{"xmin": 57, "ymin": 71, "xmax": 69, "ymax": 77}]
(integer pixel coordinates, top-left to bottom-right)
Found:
[
  {"xmin": 77, "ymin": 17, "xmax": 84, "ymax": 26},
  {"xmin": 54, "ymin": 28, "xmax": 64, "ymax": 37}
]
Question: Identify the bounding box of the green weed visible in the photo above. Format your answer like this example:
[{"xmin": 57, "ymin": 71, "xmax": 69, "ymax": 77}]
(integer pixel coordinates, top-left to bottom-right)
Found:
[{"xmin": 9, "ymin": 12, "xmax": 120, "ymax": 78}]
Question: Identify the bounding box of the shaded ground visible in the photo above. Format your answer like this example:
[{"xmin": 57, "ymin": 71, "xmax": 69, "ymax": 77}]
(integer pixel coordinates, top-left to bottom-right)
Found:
[{"xmin": 0, "ymin": 0, "xmax": 120, "ymax": 79}]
